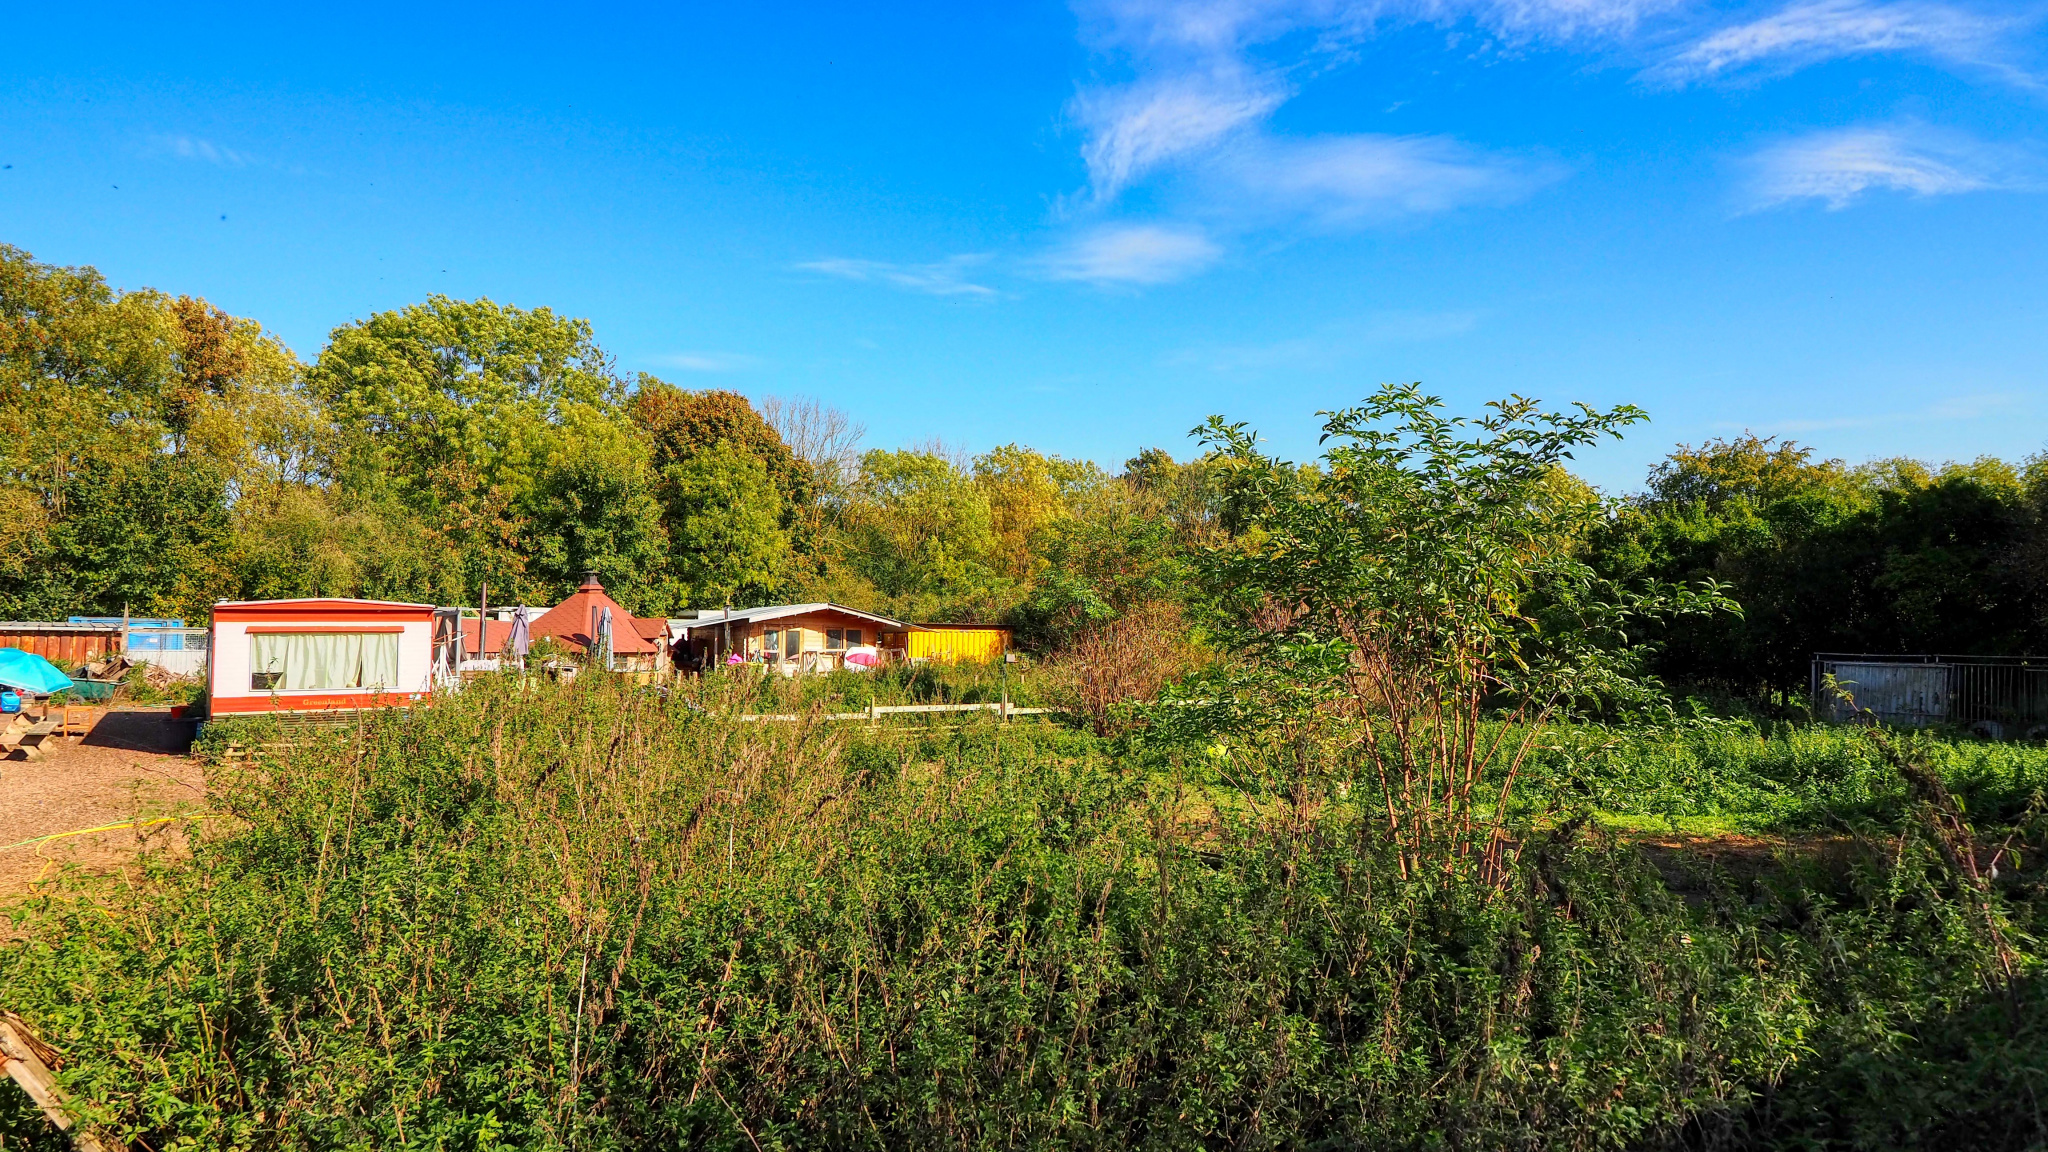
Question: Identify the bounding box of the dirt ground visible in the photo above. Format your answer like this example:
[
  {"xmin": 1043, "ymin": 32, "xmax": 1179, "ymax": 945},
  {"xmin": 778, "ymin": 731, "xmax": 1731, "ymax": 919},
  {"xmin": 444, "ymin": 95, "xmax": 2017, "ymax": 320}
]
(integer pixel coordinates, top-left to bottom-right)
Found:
[{"xmin": 0, "ymin": 707, "xmax": 207, "ymax": 899}]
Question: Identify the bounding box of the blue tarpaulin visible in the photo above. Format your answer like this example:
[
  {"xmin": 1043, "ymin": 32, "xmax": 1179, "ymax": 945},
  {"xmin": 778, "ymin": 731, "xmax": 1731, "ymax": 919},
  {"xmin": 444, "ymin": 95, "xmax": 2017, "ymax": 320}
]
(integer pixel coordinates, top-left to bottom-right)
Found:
[{"xmin": 0, "ymin": 648, "xmax": 76, "ymax": 695}]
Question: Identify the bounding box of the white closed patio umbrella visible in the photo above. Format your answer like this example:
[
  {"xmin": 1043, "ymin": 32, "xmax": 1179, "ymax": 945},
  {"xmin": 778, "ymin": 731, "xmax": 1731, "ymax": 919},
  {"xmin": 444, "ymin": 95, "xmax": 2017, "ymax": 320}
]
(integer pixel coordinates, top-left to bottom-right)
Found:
[{"xmin": 508, "ymin": 606, "xmax": 531, "ymax": 668}]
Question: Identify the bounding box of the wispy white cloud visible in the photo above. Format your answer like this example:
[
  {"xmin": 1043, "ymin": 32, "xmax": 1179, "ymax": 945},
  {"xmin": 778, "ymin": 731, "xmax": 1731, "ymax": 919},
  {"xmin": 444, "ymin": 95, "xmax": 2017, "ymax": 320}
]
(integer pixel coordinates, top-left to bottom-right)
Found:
[
  {"xmin": 1059, "ymin": 0, "xmax": 1596, "ymax": 281},
  {"xmin": 1648, "ymin": 0, "xmax": 2029, "ymax": 86},
  {"xmin": 1470, "ymin": 0, "xmax": 1677, "ymax": 39},
  {"xmin": 1174, "ymin": 308, "xmax": 1481, "ymax": 371},
  {"xmin": 1210, "ymin": 132, "xmax": 1562, "ymax": 224},
  {"xmin": 1744, "ymin": 124, "xmax": 2038, "ymax": 209},
  {"xmin": 1074, "ymin": 68, "xmax": 1288, "ymax": 200},
  {"xmin": 1037, "ymin": 224, "xmax": 1223, "ymax": 285},
  {"xmin": 1056, "ymin": 0, "xmax": 2036, "ymax": 289},
  {"xmin": 149, "ymin": 134, "xmax": 256, "ymax": 167},
  {"xmin": 796, "ymin": 254, "xmax": 998, "ymax": 297},
  {"xmin": 644, "ymin": 351, "xmax": 762, "ymax": 373},
  {"xmin": 1078, "ymin": 0, "xmax": 1669, "ymax": 59}
]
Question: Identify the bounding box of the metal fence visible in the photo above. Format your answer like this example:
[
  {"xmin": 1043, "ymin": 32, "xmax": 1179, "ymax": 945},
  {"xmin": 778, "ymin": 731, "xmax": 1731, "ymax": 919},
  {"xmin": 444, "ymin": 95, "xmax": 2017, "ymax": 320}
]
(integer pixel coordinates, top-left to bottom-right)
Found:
[
  {"xmin": 129, "ymin": 627, "xmax": 210, "ymax": 676},
  {"xmin": 1812, "ymin": 653, "xmax": 2048, "ymax": 736},
  {"xmin": 66, "ymin": 616, "xmax": 210, "ymax": 677}
]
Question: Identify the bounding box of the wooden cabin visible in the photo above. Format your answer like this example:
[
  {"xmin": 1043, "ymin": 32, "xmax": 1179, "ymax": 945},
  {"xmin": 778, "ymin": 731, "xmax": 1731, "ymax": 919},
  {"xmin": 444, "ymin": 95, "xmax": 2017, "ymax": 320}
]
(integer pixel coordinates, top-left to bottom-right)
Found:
[{"xmin": 671, "ymin": 604, "xmax": 916, "ymax": 674}]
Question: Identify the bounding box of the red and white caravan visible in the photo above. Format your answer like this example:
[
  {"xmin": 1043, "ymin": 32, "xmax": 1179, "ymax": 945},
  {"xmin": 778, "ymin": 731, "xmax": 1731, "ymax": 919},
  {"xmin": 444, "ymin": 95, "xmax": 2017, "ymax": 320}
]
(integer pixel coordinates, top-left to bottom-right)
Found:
[{"xmin": 208, "ymin": 599, "xmax": 436, "ymax": 715}]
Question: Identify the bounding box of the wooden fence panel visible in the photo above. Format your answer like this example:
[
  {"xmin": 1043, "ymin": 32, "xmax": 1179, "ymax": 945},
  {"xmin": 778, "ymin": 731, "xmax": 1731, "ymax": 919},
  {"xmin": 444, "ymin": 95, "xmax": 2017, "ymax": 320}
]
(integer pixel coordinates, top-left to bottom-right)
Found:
[{"xmin": 0, "ymin": 628, "xmax": 123, "ymax": 670}]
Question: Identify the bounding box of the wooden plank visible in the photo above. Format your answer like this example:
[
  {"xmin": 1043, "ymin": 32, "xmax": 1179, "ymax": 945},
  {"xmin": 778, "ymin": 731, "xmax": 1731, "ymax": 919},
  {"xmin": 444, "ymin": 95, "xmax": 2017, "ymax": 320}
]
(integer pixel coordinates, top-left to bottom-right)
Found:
[{"xmin": 0, "ymin": 1014, "xmax": 117, "ymax": 1151}]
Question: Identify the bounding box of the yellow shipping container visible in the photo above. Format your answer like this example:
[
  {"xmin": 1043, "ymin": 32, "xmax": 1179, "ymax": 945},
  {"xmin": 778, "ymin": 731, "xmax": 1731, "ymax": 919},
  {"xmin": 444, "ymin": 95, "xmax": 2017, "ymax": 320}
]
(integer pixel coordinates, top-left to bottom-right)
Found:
[{"xmin": 907, "ymin": 626, "xmax": 1009, "ymax": 663}]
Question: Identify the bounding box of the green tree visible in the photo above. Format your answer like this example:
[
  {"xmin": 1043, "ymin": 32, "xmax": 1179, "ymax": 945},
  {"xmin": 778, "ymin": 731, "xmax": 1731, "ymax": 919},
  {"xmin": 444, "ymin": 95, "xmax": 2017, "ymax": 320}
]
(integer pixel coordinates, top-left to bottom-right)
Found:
[
  {"xmin": 0, "ymin": 246, "xmax": 319, "ymax": 619},
  {"xmin": 1123, "ymin": 446, "xmax": 1223, "ymax": 542},
  {"xmin": 527, "ymin": 411, "xmax": 675, "ymax": 614},
  {"xmin": 1022, "ymin": 474, "xmax": 1185, "ymax": 644},
  {"xmin": 629, "ymin": 378, "xmax": 809, "ymax": 508},
  {"xmin": 309, "ymin": 296, "xmax": 660, "ymax": 605},
  {"xmin": 1589, "ymin": 436, "xmax": 2041, "ymax": 695},
  {"xmin": 1186, "ymin": 384, "xmax": 1726, "ymax": 875},
  {"xmin": 664, "ymin": 442, "xmax": 790, "ymax": 608},
  {"xmin": 4, "ymin": 453, "xmax": 236, "ymax": 618},
  {"xmin": 841, "ymin": 449, "xmax": 1004, "ymax": 619},
  {"xmin": 311, "ymin": 296, "xmax": 621, "ymax": 487},
  {"xmin": 225, "ymin": 486, "xmax": 458, "ymax": 606},
  {"xmin": 1646, "ymin": 433, "xmax": 1852, "ymax": 509},
  {"xmin": 972, "ymin": 444, "xmax": 1104, "ymax": 583}
]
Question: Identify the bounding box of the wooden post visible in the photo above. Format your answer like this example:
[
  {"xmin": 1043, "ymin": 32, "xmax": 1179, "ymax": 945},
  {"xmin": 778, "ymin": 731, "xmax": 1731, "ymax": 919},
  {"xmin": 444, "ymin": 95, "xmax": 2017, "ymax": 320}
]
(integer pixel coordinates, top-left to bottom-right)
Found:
[
  {"xmin": 477, "ymin": 582, "xmax": 488, "ymax": 661},
  {"xmin": 0, "ymin": 1013, "xmax": 115, "ymax": 1151}
]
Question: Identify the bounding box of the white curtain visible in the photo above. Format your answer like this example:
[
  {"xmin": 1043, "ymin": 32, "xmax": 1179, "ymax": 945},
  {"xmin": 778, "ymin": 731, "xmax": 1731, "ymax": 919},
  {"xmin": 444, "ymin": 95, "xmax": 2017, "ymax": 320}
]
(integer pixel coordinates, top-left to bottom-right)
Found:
[{"xmin": 250, "ymin": 633, "xmax": 401, "ymax": 691}]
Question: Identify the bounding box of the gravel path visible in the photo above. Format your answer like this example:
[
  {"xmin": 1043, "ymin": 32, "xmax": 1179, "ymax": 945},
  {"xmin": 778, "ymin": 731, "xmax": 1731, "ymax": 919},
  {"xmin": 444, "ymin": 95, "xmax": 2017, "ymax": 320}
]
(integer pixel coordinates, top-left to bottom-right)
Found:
[{"xmin": 0, "ymin": 707, "xmax": 207, "ymax": 899}]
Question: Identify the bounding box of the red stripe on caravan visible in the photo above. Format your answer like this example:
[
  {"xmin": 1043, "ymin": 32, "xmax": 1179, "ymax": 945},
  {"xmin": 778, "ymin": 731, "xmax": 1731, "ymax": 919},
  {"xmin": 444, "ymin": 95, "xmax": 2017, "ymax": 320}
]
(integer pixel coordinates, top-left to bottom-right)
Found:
[
  {"xmin": 213, "ymin": 601, "xmax": 433, "ymax": 623},
  {"xmin": 209, "ymin": 692, "xmax": 427, "ymax": 714}
]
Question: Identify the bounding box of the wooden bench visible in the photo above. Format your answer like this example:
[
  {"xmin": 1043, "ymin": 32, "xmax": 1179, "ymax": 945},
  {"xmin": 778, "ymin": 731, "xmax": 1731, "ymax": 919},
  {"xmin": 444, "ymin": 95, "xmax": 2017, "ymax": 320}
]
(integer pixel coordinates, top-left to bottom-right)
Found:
[{"xmin": 11, "ymin": 720, "xmax": 60, "ymax": 761}]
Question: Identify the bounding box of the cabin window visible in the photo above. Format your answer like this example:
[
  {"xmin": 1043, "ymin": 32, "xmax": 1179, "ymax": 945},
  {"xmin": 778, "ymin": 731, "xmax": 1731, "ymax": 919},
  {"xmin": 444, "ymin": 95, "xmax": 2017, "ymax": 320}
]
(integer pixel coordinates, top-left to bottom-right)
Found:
[
  {"xmin": 826, "ymin": 629, "xmax": 844, "ymax": 650},
  {"xmin": 250, "ymin": 632, "xmax": 400, "ymax": 692},
  {"xmin": 763, "ymin": 630, "xmax": 779, "ymax": 660},
  {"xmin": 785, "ymin": 630, "xmax": 801, "ymax": 657},
  {"xmin": 847, "ymin": 629, "xmax": 863, "ymax": 647}
]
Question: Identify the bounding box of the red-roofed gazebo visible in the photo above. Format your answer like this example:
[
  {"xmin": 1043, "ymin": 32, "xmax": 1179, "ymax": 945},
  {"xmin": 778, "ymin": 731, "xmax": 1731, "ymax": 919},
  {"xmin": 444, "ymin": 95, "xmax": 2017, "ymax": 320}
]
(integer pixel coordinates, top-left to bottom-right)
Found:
[{"xmin": 526, "ymin": 573, "xmax": 662, "ymax": 670}]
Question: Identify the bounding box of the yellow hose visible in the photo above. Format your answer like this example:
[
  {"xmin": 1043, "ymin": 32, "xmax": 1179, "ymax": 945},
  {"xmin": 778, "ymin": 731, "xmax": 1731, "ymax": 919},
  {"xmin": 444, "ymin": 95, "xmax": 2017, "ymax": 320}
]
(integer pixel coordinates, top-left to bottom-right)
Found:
[{"xmin": 0, "ymin": 813, "xmax": 221, "ymax": 855}]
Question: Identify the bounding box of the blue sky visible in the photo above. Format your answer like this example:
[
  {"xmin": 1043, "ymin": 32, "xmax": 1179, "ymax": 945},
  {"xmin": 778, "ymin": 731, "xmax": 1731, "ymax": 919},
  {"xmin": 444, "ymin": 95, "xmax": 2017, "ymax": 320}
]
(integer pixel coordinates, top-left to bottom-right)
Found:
[{"xmin": 3, "ymin": 0, "xmax": 2044, "ymax": 489}]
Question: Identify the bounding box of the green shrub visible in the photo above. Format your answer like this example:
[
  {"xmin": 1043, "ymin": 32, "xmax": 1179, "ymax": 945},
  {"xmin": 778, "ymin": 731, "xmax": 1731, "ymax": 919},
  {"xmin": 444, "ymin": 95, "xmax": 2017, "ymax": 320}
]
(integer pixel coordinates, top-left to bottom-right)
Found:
[{"xmin": 2, "ymin": 683, "xmax": 2041, "ymax": 1150}]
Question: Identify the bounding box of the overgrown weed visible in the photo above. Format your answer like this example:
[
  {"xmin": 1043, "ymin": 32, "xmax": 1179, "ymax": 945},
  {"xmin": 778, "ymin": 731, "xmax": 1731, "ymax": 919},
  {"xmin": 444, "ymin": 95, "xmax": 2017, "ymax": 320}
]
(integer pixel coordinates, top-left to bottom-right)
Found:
[{"xmin": 2, "ymin": 679, "xmax": 2044, "ymax": 1149}]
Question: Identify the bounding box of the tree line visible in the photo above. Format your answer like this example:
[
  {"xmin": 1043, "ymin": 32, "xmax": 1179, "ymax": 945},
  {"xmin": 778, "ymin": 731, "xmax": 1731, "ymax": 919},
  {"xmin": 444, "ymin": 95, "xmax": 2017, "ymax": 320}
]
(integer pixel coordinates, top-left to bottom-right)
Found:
[
  {"xmin": 1586, "ymin": 435, "xmax": 2048, "ymax": 695},
  {"xmin": 4, "ymin": 242, "xmax": 2042, "ymax": 692},
  {"xmin": 0, "ymin": 244, "xmax": 1207, "ymax": 648}
]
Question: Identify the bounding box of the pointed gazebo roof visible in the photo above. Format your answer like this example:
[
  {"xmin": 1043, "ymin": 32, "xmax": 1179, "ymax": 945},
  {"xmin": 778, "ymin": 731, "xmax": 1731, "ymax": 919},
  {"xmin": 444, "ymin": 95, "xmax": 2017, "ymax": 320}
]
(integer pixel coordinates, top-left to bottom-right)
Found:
[{"xmin": 526, "ymin": 573, "xmax": 658, "ymax": 655}]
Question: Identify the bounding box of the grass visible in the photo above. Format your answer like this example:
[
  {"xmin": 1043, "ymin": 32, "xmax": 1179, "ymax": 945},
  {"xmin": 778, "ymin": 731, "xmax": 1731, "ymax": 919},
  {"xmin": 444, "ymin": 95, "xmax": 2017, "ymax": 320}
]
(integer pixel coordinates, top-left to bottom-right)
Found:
[
  {"xmin": 1, "ymin": 676, "xmax": 2044, "ymax": 1150},
  {"xmin": 1521, "ymin": 719, "xmax": 2048, "ymax": 834}
]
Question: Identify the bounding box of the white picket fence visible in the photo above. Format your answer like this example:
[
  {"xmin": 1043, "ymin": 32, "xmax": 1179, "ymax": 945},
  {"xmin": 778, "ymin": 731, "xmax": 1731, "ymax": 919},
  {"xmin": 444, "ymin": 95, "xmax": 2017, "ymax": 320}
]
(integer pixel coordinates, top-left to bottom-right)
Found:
[{"xmin": 738, "ymin": 702, "xmax": 1055, "ymax": 723}]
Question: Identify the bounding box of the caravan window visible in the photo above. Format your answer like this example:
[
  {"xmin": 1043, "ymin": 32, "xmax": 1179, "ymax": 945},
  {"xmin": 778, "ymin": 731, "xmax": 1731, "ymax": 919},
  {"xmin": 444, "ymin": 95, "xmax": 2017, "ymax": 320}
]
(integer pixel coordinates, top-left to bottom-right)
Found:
[{"xmin": 250, "ymin": 632, "xmax": 400, "ymax": 692}]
